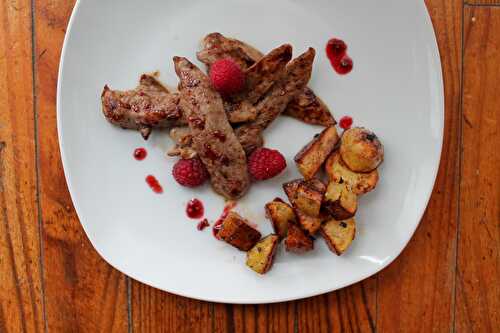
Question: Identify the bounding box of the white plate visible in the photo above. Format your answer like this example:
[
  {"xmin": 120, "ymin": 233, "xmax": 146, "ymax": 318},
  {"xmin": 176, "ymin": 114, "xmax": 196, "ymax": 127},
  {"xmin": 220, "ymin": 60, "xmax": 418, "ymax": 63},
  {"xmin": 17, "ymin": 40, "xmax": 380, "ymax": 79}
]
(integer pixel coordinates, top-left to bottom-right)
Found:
[{"xmin": 58, "ymin": 0, "xmax": 443, "ymax": 303}]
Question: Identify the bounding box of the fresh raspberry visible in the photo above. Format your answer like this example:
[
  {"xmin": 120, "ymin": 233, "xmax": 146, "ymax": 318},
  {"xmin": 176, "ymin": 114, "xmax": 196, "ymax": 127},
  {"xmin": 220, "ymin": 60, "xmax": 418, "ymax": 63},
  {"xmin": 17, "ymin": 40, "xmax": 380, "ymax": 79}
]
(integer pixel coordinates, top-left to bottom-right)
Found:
[
  {"xmin": 339, "ymin": 116, "xmax": 353, "ymax": 130},
  {"xmin": 209, "ymin": 59, "xmax": 245, "ymax": 95},
  {"xmin": 248, "ymin": 148, "xmax": 287, "ymax": 181},
  {"xmin": 172, "ymin": 158, "xmax": 208, "ymax": 187}
]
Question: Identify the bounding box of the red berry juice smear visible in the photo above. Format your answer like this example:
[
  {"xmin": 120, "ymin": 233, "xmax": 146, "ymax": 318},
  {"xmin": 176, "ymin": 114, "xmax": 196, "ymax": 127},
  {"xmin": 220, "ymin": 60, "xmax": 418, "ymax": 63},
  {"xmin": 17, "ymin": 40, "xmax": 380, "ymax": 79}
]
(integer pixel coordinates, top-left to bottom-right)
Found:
[
  {"xmin": 339, "ymin": 116, "xmax": 353, "ymax": 130},
  {"xmin": 133, "ymin": 147, "xmax": 147, "ymax": 160},
  {"xmin": 186, "ymin": 198, "xmax": 204, "ymax": 219},
  {"xmin": 197, "ymin": 219, "xmax": 210, "ymax": 231},
  {"xmin": 326, "ymin": 38, "xmax": 353, "ymax": 75},
  {"xmin": 145, "ymin": 175, "xmax": 163, "ymax": 194},
  {"xmin": 212, "ymin": 201, "xmax": 237, "ymax": 239}
]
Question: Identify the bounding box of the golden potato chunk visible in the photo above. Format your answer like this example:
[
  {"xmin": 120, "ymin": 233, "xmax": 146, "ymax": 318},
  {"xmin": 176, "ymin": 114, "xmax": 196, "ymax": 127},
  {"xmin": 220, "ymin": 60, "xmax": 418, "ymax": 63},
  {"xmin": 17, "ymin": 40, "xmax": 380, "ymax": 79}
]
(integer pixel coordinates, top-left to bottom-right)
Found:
[
  {"xmin": 294, "ymin": 209, "xmax": 322, "ymax": 235},
  {"xmin": 323, "ymin": 181, "xmax": 358, "ymax": 220},
  {"xmin": 285, "ymin": 223, "xmax": 314, "ymax": 253},
  {"xmin": 340, "ymin": 127, "xmax": 384, "ymax": 172},
  {"xmin": 325, "ymin": 152, "xmax": 379, "ymax": 195},
  {"xmin": 246, "ymin": 234, "xmax": 280, "ymax": 274},
  {"xmin": 294, "ymin": 126, "xmax": 340, "ymax": 179},
  {"xmin": 265, "ymin": 198, "xmax": 296, "ymax": 239},
  {"xmin": 219, "ymin": 212, "xmax": 262, "ymax": 251},
  {"xmin": 320, "ymin": 218, "xmax": 356, "ymax": 255},
  {"xmin": 283, "ymin": 178, "xmax": 326, "ymax": 217}
]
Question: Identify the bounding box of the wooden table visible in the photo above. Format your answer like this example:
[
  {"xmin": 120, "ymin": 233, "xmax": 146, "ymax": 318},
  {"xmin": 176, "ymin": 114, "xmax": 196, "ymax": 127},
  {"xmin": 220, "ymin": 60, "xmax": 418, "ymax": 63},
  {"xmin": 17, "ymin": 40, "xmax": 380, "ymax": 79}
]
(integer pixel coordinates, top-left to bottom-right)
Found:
[{"xmin": 1, "ymin": 0, "xmax": 498, "ymax": 332}]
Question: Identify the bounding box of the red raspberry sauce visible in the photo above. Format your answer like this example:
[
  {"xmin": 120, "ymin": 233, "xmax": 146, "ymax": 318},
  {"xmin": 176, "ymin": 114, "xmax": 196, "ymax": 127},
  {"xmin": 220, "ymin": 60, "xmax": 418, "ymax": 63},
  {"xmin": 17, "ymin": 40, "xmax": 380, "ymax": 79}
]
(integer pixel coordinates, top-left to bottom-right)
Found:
[
  {"xmin": 339, "ymin": 116, "xmax": 353, "ymax": 130},
  {"xmin": 197, "ymin": 219, "xmax": 210, "ymax": 231},
  {"xmin": 133, "ymin": 147, "xmax": 147, "ymax": 160},
  {"xmin": 212, "ymin": 201, "xmax": 237, "ymax": 239},
  {"xmin": 186, "ymin": 198, "xmax": 204, "ymax": 219},
  {"xmin": 326, "ymin": 38, "xmax": 353, "ymax": 75},
  {"xmin": 145, "ymin": 175, "xmax": 163, "ymax": 194}
]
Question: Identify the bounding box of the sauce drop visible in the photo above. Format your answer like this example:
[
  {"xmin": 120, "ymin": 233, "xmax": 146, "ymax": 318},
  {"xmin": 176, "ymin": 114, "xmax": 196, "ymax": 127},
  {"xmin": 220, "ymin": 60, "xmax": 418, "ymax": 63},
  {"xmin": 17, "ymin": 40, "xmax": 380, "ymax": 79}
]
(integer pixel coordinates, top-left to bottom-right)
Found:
[
  {"xmin": 326, "ymin": 38, "xmax": 353, "ymax": 75},
  {"xmin": 339, "ymin": 116, "xmax": 353, "ymax": 130},
  {"xmin": 197, "ymin": 219, "xmax": 210, "ymax": 231},
  {"xmin": 133, "ymin": 147, "xmax": 147, "ymax": 160},
  {"xmin": 145, "ymin": 175, "xmax": 163, "ymax": 194},
  {"xmin": 186, "ymin": 198, "xmax": 204, "ymax": 219},
  {"xmin": 212, "ymin": 201, "xmax": 237, "ymax": 239}
]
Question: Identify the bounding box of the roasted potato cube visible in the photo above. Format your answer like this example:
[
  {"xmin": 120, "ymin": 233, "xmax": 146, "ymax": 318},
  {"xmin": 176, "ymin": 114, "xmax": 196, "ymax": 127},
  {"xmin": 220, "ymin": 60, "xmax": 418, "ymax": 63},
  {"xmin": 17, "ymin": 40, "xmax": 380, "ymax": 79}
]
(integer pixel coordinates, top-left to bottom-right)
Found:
[
  {"xmin": 320, "ymin": 218, "xmax": 356, "ymax": 255},
  {"xmin": 246, "ymin": 234, "xmax": 280, "ymax": 274},
  {"xmin": 219, "ymin": 212, "xmax": 262, "ymax": 251},
  {"xmin": 323, "ymin": 181, "xmax": 358, "ymax": 220},
  {"xmin": 285, "ymin": 223, "xmax": 314, "ymax": 253},
  {"xmin": 294, "ymin": 209, "xmax": 322, "ymax": 235},
  {"xmin": 340, "ymin": 127, "xmax": 384, "ymax": 172},
  {"xmin": 283, "ymin": 178, "xmax": 326, "ymax": 217},
  {"xmin": 294, "ymin": 182, "xmax": 324, "ymax": 217},
  {"xmin": 325, "ymin": 152, "xmax": 379, "ymax": 195},
  {"xmin": 265, "ymin": 198, "xmax": 296, "ymax": 239},
  {"xmin": 294, "ymin": 126, "xmax": 340, "ymax": 179}
]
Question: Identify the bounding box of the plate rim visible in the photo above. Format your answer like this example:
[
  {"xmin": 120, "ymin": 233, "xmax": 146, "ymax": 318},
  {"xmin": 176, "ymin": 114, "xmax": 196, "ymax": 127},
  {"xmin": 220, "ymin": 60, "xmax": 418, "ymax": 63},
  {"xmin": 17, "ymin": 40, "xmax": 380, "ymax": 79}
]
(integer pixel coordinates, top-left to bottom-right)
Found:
[{"xmin": 56, "ymin": 0, "xmax": 444, "ymax": 304}]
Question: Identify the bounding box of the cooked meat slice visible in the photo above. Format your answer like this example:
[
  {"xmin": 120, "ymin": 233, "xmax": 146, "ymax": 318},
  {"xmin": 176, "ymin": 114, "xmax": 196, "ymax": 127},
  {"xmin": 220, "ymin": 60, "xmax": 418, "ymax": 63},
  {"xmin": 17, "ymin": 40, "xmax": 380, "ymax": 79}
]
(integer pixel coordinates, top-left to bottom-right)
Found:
[
  {"xmin": 223, "ymin": 44, "xmax": 292, "ymax": 123},
  {"xmin": 224, "ymin": 100, "xmax": 257, "ymax": 123},
  {"xmin": 284, "ymin": 87, "xmax": 336, "ymax": 126},
  {"xmin": 101, "ymin": 74, "xmax": 185, "ymax": 140},
  {"xmin": 218, "ymin": 212, "xmax": 261, "ymax": 251},
  {"xmin": 235, "ymin": 48, "xmax": 315, "ymax": 153},
  {"xmin": 173, "ymin": 56, "xmax": 250, "ymax": 199},
  {"xmin": 197, "ymin": 32, "xmax": 257, "ymax": 70},
  {"xmin": 236, "ymin": 44, "xmax": 292, "ymax": 104},
  {"xmin": 198, "ymin": 33, "xmax": 335, "ymax": 126}
]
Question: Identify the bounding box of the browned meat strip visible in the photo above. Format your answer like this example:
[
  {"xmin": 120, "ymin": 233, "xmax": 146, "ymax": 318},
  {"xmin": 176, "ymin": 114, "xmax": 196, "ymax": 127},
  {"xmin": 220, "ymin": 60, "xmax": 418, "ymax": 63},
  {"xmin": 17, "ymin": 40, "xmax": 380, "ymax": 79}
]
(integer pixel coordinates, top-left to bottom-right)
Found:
[
  {"xmin": 198, "ymin": 33, "xmax": 335, "ymax": 126},
  {"xmin": 235, "ymin": 44, "xmax": 292, "ymax": 104},
  {"xmin": 101, "ymin": 74, "xmax": 185, "ymax": 139},
  {"xmin": 197, "ymin": 32, "xmax": 260, "ymax": 71},
  {"xmin": 173, "ymin": 56, "xmax": 250, "ymax": 199},
  {"xmin": 235, "ymin": 48, "xmax": 316, "ymax": 154},
  {"xmin": 223, "ymin": 44, "xmax": 292, "ymax": 124}
]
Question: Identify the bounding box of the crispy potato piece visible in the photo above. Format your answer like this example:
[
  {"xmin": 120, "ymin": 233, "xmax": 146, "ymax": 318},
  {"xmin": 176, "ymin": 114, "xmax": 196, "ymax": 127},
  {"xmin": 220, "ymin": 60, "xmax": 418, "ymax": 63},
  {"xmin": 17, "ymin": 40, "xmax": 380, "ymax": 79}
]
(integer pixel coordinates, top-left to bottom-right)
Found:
[
  {"xmin": 285, "ymin": 223, "xmax": 314, "ymax": 253},
  {"xmin": 340, "ymin": 127, "xmax": 384, "ymax": 172},
  {"xmin": 321, "ymin": 218, "xmax": 356, "ymax": 255},
  {"xmin": 294, "ymin": 182, "xmax": 324, "ymax": 217},
  {"xmin": 265, "ymin": 198, "xmax": 296, "ymax": 239},
  {"xmin": 295, "ymin": 126, "xmax": 340, "ymax": 179},
  {"xmin": 283, "ymin": 178, "xmax": 326, "ymax": 217},
  {"xmin": 323, "ymin": 181, "xmax": 358, "ymax": 220},
  {"xmin": 294, "ymin": 209, "xmax": 322, "ymax": 235},
  {"xmin": 219, "ymin": 212, "xmax": 262, "ymax": 251},
  {"xmin": 246, "ymin": 234, "xmax": 280, "ymax": 274},
  {"xmin": 325, "ymin": 152, "xmax": 379, "ymax": 195}
]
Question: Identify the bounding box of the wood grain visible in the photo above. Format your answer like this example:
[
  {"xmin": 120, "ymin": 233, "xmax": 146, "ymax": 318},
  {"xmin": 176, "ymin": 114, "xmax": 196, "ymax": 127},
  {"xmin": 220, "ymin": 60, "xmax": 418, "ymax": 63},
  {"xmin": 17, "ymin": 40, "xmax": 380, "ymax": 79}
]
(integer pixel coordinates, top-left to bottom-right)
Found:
[
  {"xmin": 213, "ymin": 302, "xmax": 295, "ymax": 333},
  {"xmin": 33, "ymin": 0, "xmax": 129, "ymax": 331},
  {"xmin": 131, "ymin": 284, "xmax": 211, "ymax": 333},
  {"xmin": 456, "ymin": 7, "xmax": 500, "ymax": 332},
  {"xmin": 465, "ymin": 1, "xmax": 500, "ymax": 5},
  {"xmin": 0, "ymin": 1, "xmax": 45, "ymax": 332},
  {"xmin": 297, "ymin": 277, "xmax": 377, "ymax": 333},
  {"xmin": 375, "ymin": 0, "xmax": 462, "ymax": 332}
]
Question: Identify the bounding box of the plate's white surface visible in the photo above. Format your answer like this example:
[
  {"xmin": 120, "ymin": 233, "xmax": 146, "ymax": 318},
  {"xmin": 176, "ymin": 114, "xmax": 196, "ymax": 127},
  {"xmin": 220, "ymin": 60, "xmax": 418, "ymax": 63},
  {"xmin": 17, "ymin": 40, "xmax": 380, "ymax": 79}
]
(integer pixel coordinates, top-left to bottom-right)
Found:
[{"xmin": 57, "ymin": 0, "xmax": 443, "ymax": 303}]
